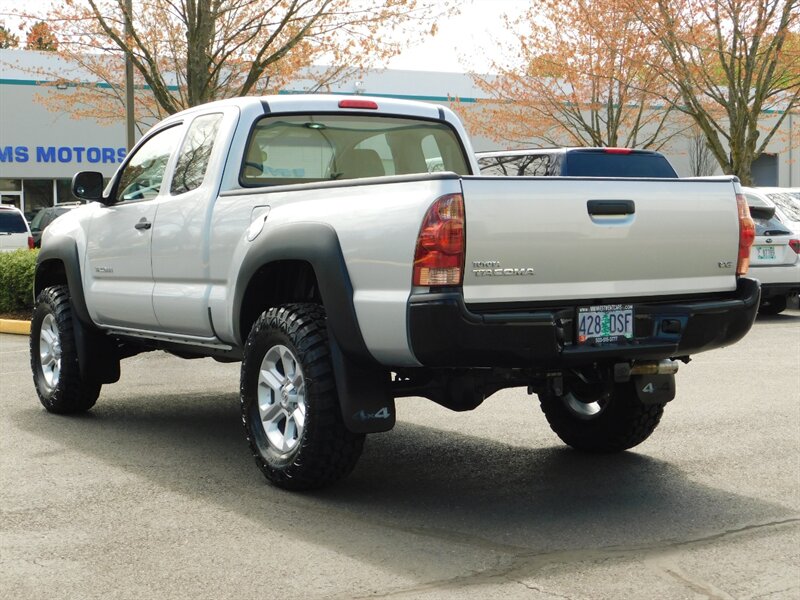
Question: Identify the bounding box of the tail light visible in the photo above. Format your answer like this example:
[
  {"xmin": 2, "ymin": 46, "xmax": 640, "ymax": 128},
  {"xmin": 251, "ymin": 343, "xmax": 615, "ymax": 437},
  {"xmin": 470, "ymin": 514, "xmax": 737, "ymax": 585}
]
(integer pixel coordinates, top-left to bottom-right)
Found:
[
  {"xmin": 604, "ymin": 148, "xmax": 633, "ymax": 154},
  {"xmin": 736, "ymin": 193, "xmax": 755, "ymax": 275},
  {"xmin": 28, "ymin": 236, "xmax": 34, "ymax": 250},
  {"xmin": 790, "ymin": 239, "xmax": 800, "ymax": 254},
  {"xmin": 413, "ymin": 194, "xmax": 465, "ymax": 286},
  {"xmin": 338, "ymin": 99, "xmax": 378, "ymax": 110}
]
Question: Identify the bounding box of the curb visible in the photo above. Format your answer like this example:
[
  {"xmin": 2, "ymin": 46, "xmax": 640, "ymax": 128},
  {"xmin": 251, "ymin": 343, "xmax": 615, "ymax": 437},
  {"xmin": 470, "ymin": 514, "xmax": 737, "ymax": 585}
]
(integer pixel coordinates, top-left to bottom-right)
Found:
[{"xmin": 0, "ymin": 319, "xmax": 30, "ymax": 335}]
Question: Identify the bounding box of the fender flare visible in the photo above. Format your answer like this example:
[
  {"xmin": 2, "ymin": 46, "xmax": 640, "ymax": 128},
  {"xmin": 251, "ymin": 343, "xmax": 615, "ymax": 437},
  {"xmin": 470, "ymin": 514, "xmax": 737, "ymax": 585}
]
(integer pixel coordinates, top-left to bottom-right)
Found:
[
  {"xmin": 35, "ymin": 238, "xmax": 120, "ymax": 384},
  {"xmin": 233, "ymin": 223, "xmax": 395, "ymax": 433}
]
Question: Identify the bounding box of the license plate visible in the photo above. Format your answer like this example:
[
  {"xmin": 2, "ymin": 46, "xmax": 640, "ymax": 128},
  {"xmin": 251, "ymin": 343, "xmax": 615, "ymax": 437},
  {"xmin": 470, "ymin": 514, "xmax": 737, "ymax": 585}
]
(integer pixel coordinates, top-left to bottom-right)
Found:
[
  {"xmin": 755, "ymin": 245, "xmax": 776, "ymax": 260},
  {"xmin": 577, "ymin": 304, "xmax": 634, "ymax": 344}
]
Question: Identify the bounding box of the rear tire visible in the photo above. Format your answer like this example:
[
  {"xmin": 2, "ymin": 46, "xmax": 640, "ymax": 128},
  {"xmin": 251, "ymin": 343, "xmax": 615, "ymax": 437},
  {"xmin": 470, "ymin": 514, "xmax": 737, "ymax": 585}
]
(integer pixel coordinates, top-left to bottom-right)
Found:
[
  {"xmin": 30, "ymin": 285, "xmax": 101, "ymax": 414},
  {"xmin": 539, "ymin": 381, "xmax": 664, "ymax": 453},
  {"xmin": 240, "ymin": 303, "xmax": 365, "ymax": 490}
]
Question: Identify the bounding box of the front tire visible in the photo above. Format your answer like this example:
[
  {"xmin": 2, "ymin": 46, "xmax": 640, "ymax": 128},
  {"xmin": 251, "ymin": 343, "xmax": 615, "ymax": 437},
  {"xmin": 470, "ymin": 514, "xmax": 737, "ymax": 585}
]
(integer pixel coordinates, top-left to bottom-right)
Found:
[
  {"xmin": 30, "ymin": 285, "xmax": 101, "ymax": 414},
  {"xmin": 539, "ymin": 381, "xmax": 664, "ymax": 453},
  {"xmin": 240, "ymin": 304, "xmax": 365, "ymax": 490}
]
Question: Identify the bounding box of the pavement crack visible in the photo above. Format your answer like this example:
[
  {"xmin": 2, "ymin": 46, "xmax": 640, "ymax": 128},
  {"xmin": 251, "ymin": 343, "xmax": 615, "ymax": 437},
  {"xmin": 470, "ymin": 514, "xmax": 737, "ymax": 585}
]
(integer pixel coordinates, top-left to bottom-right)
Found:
[{"xmin": 515, "ymin": 580, "xmax": 574, "ymax": 599}]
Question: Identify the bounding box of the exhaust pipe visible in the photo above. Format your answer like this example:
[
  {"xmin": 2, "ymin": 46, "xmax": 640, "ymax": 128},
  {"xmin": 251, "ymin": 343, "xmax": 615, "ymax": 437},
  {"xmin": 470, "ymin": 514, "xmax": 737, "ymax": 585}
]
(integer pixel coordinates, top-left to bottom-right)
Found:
[{"xmin": 615, "ymin": 359, "xmax": 679, "ymax": 381}]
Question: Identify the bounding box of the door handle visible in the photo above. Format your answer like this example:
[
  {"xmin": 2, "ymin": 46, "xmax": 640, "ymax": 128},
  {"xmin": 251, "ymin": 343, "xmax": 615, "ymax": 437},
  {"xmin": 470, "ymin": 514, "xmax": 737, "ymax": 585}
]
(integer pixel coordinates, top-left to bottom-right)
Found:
[
  {"xmin": 134, "ymin": 218, "xmax": 152, "ymax": 230},
  {"xmin": 587, "ymin": 200, "xmax": 635, "ymax": 215}
]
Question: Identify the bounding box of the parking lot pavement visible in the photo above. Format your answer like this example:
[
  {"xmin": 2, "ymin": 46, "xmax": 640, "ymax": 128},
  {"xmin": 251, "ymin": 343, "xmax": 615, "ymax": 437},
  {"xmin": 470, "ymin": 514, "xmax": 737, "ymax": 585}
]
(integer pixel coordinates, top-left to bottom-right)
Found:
[{"xmin": 1, "ymin": 308, "xmax": 799, "ymax": 599}]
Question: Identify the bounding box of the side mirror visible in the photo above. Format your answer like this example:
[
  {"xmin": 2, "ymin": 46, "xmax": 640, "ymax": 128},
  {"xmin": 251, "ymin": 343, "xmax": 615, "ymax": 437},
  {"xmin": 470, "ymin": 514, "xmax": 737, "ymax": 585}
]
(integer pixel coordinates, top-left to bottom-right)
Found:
[{"xmin": 72, "ymin": 171, "xmax": 105, "ymax": 202}]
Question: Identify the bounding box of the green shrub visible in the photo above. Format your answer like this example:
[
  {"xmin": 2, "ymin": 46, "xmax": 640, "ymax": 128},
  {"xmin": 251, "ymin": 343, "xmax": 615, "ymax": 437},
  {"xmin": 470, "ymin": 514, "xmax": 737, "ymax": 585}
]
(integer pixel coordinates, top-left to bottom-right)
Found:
[{"xmin": 0, "ymin": 249, "xmax": 38, "ymax": 314}]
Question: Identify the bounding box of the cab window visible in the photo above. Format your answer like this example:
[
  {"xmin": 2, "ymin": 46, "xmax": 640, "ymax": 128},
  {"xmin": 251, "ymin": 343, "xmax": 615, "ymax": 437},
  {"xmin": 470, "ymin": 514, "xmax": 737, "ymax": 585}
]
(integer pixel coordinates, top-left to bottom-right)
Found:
[
  {"xmin": 241, "ymin": 114, "xmax": 470, "ymax": 186},
  {"xmin": 117, "ymin": 125, "xmax": 183, "ymax": 202},
  {"xmin": 171, "ymin": 113, "xmax": 223, "ymax": 194}
]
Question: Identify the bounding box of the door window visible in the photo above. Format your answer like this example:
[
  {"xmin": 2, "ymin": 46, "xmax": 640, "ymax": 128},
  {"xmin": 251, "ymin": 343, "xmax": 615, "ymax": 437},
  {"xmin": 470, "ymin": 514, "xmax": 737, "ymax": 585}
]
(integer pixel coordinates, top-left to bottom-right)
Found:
[
  {"xmin": 171, "ymin": 113, "xmax": 224, "ymax": 194},
  {"xmin": 117, "ymin": 125, "xmax": 183, "ymax": 202}
]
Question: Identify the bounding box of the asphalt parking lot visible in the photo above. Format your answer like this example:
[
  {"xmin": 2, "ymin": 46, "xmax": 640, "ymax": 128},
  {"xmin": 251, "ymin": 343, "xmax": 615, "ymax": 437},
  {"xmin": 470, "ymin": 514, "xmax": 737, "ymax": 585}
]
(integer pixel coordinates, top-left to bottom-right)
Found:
[{"xmin": 1, "ymin": 307, "xmax": 798, "ymax": 599}]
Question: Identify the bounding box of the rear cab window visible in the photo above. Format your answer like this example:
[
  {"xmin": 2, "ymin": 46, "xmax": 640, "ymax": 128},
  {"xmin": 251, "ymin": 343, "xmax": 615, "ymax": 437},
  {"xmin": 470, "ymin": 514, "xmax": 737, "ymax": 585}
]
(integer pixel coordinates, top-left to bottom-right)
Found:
[
  {"xmin": 564, "ymin": 151, "xmax": 678, "ymax": 178},
  {"xmin": 240, "ymin": 114, "xmax": 470, "ymax": 186}
]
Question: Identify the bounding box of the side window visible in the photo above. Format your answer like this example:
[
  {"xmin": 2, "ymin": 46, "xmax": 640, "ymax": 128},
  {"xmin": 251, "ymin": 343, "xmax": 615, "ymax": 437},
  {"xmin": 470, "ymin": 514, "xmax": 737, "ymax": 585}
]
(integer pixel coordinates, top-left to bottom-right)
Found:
[
  {"xmin": 171, "ymin": 113, "xmax": 223, "ymax": 194},
  {"xmin": 117, "ymin": 125, "xmax": 183, "ymax": 202}
]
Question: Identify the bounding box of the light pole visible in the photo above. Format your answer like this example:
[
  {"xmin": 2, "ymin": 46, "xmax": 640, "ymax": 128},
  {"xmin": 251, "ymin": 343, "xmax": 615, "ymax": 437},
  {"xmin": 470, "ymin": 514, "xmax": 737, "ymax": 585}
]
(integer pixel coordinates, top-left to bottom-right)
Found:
[{"xmin": 124, "ymin": 0, "xmax": 135, "ymax": 151}]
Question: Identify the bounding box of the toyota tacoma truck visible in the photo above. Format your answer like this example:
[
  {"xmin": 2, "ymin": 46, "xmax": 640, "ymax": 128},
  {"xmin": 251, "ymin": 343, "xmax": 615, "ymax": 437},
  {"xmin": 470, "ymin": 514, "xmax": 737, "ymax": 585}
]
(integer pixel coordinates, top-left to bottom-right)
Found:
[{"xmin": 30, "ymin": 95, "xmax": 759, "ymax": 490}]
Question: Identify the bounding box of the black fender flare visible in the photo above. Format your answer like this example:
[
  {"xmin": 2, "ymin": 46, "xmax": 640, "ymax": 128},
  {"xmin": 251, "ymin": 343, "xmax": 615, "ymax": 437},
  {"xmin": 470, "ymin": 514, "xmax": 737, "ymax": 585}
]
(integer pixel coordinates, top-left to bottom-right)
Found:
[
  {"xmin": 233, "ymin": 223, "xmax": 394, "ymax": 433},
  {"xmin": 35, "ymin": 238, "xmax": 120, "ymax": 384}
]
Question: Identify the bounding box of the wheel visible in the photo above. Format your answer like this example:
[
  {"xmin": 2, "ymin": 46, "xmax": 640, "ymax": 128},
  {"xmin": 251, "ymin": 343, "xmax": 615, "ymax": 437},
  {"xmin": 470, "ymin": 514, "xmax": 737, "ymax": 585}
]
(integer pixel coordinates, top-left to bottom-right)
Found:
[
  {"xmin": 30, "ymin": 285, "xmax": 101, "ymax": 414},
  {"xmin": 240, "ymin": 303, "xmax": 365, "ymax": 490},
  {"xmin": 539, "ymin": 380, "xmax": 664, "ymax": 453},
  {"xmin": 758, "ymin": 295, "xmax": 787, "ymax": 315}
]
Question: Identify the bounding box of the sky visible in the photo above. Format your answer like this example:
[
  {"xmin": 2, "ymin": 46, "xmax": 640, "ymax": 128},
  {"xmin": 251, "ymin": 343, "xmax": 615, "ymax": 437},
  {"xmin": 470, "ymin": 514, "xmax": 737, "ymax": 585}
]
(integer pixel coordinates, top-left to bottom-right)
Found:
[
  {"xmin": 0, "ymin": 0, "xmax": 529, "ymax": 74},
  {"xmin": 385, "ymin": 0, "xmax": 528, "ymax": 73}
]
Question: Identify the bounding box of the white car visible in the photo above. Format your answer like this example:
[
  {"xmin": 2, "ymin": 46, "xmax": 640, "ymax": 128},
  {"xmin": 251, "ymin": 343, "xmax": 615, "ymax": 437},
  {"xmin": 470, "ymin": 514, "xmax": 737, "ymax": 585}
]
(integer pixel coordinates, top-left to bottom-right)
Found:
[
  {"xmin": 0, "ymin": 204, "xmax": 33, "ymax": 252},
  {"xmin": 747, "ymin": 203, "xmax": 800, "ymax": 315},
  {"xmin": 744, "ymin": 187, "xmax": 800, "ymax": 234}
]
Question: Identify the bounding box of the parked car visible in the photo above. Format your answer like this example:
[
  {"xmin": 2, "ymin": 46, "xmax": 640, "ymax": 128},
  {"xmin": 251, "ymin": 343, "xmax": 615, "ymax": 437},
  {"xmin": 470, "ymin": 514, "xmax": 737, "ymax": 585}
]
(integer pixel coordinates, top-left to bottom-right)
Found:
[
  {"xmin": 747, "ymin": 204, "xmax": 800, "ymax": 315},
  {"xmin": 0, "ymin": 204, "xmax": 34, "ymax": 252},
  {"xmin": 29, "ymin": 204, "xmax": 80, "ymax": 248},
  {"xmin": 746, "ymin": 187, "xmax": 800, "ymax": 234},
  {"xmin": 476, "ymin": 147, "xmax": 679, "ymax": 178}
]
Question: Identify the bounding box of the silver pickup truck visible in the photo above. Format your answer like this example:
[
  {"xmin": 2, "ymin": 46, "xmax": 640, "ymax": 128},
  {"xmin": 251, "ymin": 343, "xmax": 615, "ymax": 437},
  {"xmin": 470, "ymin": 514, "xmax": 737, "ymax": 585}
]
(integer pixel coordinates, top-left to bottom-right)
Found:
[{"xmin": 31, "ymin": 95, "xmax": 760, "ymax": 490}]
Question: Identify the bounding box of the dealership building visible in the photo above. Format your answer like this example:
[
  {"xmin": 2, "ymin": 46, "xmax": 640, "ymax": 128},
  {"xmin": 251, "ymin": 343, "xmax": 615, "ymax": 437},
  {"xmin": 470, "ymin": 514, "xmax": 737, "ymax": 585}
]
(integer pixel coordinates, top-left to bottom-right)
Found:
[{"xmin": 1, "ymin": 49, "xmax": 798, "ymax": 219}]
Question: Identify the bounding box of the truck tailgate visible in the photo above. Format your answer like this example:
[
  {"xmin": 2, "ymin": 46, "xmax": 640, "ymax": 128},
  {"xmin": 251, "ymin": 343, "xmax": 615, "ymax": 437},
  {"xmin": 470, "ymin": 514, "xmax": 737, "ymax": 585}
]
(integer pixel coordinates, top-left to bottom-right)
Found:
[{"xmin": 460, "ymin": 177, "xmax": 740, "ymax": 304}]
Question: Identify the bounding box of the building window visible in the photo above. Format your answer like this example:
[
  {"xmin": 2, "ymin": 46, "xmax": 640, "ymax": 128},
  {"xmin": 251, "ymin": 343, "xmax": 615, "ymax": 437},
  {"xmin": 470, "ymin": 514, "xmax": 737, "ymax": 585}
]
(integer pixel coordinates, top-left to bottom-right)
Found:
[
  {"xmin": 57, "ymin": 179, "xmax": 82, "ymax": 204},
  {"xmin": 0, "ymin": 178, "xmax": 22, "ymax": 192},
  {"xmin": 23, "ymin": 179, "xmax": 55, "ymax": 221}
]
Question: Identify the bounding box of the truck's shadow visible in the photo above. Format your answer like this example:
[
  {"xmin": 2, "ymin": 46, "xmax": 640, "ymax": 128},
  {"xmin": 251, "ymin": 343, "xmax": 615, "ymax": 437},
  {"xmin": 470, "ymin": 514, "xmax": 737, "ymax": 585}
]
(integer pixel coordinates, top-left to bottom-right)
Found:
[{"xmin": 14, "ymin": 391, "xmax": 793, "ymax": 574}]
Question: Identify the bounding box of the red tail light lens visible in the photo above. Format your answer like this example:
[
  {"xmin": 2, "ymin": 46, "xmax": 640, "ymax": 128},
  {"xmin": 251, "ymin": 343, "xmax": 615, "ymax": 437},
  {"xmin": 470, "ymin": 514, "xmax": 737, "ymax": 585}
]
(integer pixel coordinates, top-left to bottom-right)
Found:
[
  {"xmin": 413, "ymin": 194, "xmax": 465, "ymax": 286},
  {"xmin": 736, "ymin": 193, "xmax": 755, "ymax": 275},
  {"xmin": 604, "ymin": 147, "xmax": 633, "ymax": 154},
  {"xmin": 790, "ymin": 239, "xmax": 800, "ymax": 254},
  {"xmin": 338, "ymin": 99, "xmax": 378, "ymax": 110},
  {"xmin": 28, "ymin": 236, "xmax": 34, "ymax": 250}
]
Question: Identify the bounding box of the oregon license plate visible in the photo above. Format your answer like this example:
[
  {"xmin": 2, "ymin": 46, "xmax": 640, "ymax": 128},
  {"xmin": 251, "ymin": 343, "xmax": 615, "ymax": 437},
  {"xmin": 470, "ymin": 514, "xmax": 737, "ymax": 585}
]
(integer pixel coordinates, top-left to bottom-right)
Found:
[
  {"xmin": 755, "ymin": 245, "xmax": 776, "ymax": 260},
  {"xmin": 577, "ymin": 304, "xmax": 634, "ymax": 344}
]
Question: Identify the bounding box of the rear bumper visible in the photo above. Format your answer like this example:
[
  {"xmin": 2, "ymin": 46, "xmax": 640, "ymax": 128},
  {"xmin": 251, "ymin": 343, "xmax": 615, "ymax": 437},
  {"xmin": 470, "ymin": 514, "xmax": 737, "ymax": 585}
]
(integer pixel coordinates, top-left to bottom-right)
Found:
[{"xmin": 408, "ymin": 278, "xmax": 760, "ymax": 368}]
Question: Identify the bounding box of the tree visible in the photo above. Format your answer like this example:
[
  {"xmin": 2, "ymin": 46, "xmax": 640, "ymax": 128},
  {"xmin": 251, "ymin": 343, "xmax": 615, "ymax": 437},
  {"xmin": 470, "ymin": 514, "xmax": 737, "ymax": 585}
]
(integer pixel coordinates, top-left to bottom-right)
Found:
[
  {"xmin": 0, "ymin": 22, "xmax": 19, "ymax": 48},
  {"xmin": 687, "ymin": 125, "xmax": 717, "ymax": 176},
  {"xmin": 26, "ymin": 20, "xmax": 58, "ymax": 51},
  {"xmin": 16, "ymin": 0, "xmax": 452, "ymax": 125},
  {"xmin": 629, "ymin": 0, "xmax": 800, "ymax": 185},
  {"xmin": 467, "ymin": 0, "xmax": 684, "ymax": 150}
]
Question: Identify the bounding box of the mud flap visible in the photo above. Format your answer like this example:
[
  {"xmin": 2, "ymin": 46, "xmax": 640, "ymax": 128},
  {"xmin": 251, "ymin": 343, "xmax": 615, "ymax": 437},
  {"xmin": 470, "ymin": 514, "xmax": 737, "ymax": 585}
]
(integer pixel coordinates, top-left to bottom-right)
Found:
[
  {"xmin": 632, "ymin": 374, "xmax": 675, "ymax": 404},
  {"xmin": 328, "ymin": 336, "xmax": 395, "ymax": 433},
  {"xmin": 73, "ymin": 315, "xmax": 121, "ymax": 384}
]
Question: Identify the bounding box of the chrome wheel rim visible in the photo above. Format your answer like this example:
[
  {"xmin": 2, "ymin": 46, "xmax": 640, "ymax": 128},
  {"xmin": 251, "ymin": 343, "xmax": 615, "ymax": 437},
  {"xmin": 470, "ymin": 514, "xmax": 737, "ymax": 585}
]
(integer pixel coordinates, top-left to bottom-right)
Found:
[
  {"xmin": 257, "ymin": 344, "xmax": 306, "ymax": 454},
  {"xmin": 563, "ymin": 393, "xmax": 605, "ymax": 420},
  {"xmin": 39, "ymin": 313, "xmax": 62, "ymax": 391}
]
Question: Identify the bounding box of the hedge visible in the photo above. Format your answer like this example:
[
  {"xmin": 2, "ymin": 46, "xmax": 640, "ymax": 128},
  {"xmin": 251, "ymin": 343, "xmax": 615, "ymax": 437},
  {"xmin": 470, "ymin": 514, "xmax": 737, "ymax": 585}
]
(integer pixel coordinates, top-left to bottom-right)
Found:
[{"xmin": 0, "ymin": 249, "xmax": 38, "ymax": 314}]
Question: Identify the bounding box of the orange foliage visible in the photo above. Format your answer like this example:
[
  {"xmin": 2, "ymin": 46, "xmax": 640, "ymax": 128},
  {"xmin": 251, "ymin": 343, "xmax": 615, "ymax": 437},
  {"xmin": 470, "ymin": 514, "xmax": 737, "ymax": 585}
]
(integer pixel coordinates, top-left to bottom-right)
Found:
[
  {"xmin": 466, "ymin": 0, "xmax": 683, "ymax": 150},
  {"xmin": 26, "ymin": 21, "xmax": 58, "ymax": 51},
  {"xmin": 12, "ymin": 0, "xmax": 455, "ymax": 128},
  {"xmin": 627, "ymin": 0, "xmax": 800, "ymax": 184}
]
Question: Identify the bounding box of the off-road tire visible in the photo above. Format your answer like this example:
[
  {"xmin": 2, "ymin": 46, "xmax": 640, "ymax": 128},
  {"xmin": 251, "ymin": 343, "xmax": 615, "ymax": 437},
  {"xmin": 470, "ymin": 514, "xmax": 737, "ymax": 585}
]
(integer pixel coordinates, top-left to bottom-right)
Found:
[
  {"xmin": 240, "ymin": 303, "xmax": 365, "ymax": 490},
  {"xmin": 539, "ymin": 382, "xmax": 664, "ymax": 453},
  {"xmin": 30, "ymin": 285, "xmax": 101, "ymax": 414}
]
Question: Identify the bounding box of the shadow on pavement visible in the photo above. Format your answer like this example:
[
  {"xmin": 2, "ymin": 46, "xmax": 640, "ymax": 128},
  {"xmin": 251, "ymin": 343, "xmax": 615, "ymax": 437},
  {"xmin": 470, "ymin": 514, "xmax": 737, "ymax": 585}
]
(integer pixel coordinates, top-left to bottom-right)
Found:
[{"xmin": 13, "ymin": 391, "xmax": 794, "ymax": 573}]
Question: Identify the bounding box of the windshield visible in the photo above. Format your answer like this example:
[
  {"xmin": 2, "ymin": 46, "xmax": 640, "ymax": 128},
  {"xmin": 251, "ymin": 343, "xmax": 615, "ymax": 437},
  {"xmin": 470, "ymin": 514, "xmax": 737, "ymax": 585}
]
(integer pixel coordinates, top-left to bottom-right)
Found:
[{"xmin": 241, "ymin": 114, "xmax": 470, "ymax": 186}]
